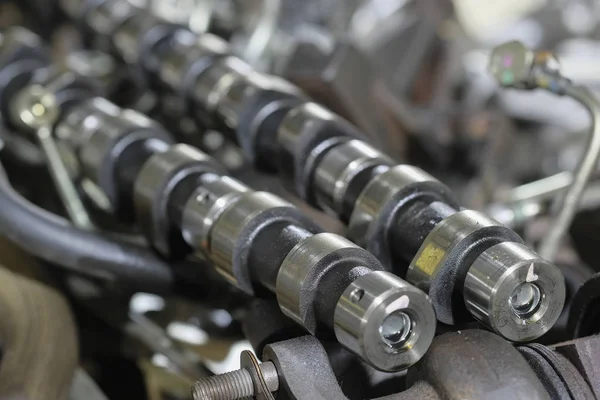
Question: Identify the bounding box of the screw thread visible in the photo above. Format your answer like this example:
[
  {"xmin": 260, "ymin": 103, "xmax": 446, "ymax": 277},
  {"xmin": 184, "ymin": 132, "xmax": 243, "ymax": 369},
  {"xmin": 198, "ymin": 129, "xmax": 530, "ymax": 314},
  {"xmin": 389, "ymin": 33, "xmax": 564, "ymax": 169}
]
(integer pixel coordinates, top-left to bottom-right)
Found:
[{"xmin": 192, "ymin": 369, "xmax": 254, "ymax": 400}]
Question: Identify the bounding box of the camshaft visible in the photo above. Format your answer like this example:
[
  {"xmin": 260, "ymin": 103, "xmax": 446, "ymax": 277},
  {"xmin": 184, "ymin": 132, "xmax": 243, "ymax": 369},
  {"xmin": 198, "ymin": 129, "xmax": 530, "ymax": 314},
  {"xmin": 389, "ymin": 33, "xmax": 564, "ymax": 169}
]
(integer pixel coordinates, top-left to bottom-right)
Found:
[
  {"xmin": 0, "ymin": 26, "xmax": 436, "ymax": 372},
  {"xmin": 50, "ymin": 0, "xmax": 568, "ymax": 342}
]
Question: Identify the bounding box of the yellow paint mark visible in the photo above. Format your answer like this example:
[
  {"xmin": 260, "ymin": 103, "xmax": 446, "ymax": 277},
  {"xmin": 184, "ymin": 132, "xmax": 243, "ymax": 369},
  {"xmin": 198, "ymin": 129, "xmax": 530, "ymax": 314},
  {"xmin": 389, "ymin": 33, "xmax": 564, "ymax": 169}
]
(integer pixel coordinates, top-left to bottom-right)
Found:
[{"xmin": 415, "ymin": 244, "xmax": 446, "ymax": 276}]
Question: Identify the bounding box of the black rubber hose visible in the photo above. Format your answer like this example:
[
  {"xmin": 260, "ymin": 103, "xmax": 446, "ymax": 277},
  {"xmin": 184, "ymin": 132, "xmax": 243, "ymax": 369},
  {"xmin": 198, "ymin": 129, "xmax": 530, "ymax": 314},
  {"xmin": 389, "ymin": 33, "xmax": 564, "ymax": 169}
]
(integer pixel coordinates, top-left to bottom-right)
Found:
[{"xmin": 0, "ymin": 162, "xmax": 174, "ymax": 293}]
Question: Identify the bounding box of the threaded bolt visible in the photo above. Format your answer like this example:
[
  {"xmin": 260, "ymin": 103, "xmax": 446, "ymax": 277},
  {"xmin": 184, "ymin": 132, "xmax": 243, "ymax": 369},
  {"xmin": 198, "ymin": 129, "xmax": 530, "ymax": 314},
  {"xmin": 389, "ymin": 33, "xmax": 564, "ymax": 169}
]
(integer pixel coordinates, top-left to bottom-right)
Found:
[
  {"xmin": 192, "ymin": 368, "xmax": 254, "ymax": 399},
  {"xmin": 192, "ymin": 359, "xmax": 279, "ymax": 400}
]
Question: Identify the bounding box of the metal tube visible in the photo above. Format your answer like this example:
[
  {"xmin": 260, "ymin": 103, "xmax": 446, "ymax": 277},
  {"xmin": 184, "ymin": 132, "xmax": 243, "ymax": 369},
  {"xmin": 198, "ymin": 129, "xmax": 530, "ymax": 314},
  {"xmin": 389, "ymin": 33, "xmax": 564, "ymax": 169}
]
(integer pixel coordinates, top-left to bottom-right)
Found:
[{"xmin": 539, "ymin": 86, "xmax": 600, "ymax": 260}]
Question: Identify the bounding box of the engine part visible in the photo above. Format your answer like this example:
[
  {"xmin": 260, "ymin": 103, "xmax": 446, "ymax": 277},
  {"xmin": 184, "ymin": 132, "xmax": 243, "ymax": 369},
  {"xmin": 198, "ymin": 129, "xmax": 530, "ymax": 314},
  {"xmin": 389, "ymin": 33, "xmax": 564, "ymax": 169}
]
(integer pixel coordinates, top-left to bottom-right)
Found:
[
  {"xmin": 261, "ymin": 335, "xmax": 354, "ymax": 400},
  {"xmin": 258, "ymin": 330, "xmax": 550, "ymax": 400},
  {"xmin": 404, "ymin": 330, "xmax": 550, "ymax": 400},
  {"xmin": 312, "ymin": 139, "xmax": 393, "ymax": 221},
  {"xmin": 518, "ymin": 343, "xmax": 595, "ymax": 400},
  {"xmin": 463, "ymin": 241, "xmax": 564, "ymax": 342},
  {"xmin": 0, "ymin": 266, "xmax": 78, "ymax": 400},
  {"xmin": 50, "ymin": 1, "xmax": 566, "ymax": 342},
  {"xmin": 192, "ymin": 350, "xmax": 279, "ymax": 400},
  {"xmin": 552, "ymin": 336, "xmax": 600, "ymax": 398},
  {"xmin": 333, "ymin": 269, "xmax": 435, "ymax": 371},
  {"xmin": 0, "ymin": 27, "xmax": 437, "ymax": 372},
  {"xmin": 133, "ymin": 143, "xmax": 223, "ymax": 256},
  {"xmin": 6, "ymin": 3, "xmax": 600, "ymax": 400},
  {"xmin": 133, "ymin": 145, "xmax": 434, "ymax": 371},
  {"xmin": 568, "ymin": 271, "xmax": 600, "ymax": 338},
  {"xmin": 56, "ymin": 96, "xmax": 173, "ymax": 219},
  {"xmin": 189, "ymin": 331, "xmax": 600, "ymax": 400},
  {"xmin": 242, "ymin": 299, "xmax": 305, "ymax": 356}
]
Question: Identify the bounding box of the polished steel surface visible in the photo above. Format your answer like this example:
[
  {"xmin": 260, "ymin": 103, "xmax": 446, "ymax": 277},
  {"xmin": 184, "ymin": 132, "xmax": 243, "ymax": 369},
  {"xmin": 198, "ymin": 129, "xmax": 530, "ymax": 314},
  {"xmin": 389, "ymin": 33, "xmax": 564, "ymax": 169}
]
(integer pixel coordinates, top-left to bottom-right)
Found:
[
  {"xmin": 276, "ymin": 233, "xmax": 362, "ymax": 327},
  {"xmin": 464, "ymin": 241, "xmax": 565, "ymax": 341},
  {"xmin": 333, "ymin": 270, "xmax": 435, "ymax": 372},
  {"xmin": 190, "ymin": 56, "xmax": 253, "ymax": 123},
  {"xmin": 0, "ymin": 7, "xmax": 587, "ymax": 399},
  {"xmin": 406, "ymin": 210, "xmax": 502, "ymax": 292},
  {"xmin": 210, "ymin": 191, "xmax": 292, "ymax": 290},
  {"xmin": 348, "ymin": 165, "xmax": 438, "ymax": 248},
  {"xmin": 277, "ymin": 102, "xmax": 342, "ymax": 158},
  {"xmin": 155, "ymin": 29, "xmax": 228, "ymax": 91},
  {"xmin": 182, "ymin": 175, "xmax": 250, "ymax": 253},
  {"xmin": 133, "ymin": 144, "xmax": 217, "ymax": 254},
  {"xmin": 313, "ymin": 139, "xmax": 392, "ymax": 217}
]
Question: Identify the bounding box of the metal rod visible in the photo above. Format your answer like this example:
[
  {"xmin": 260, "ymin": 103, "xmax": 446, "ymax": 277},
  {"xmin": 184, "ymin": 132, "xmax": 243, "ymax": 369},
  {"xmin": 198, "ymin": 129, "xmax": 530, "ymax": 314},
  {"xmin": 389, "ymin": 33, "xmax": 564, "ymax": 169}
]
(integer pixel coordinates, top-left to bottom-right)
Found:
[
  {"xmin": 35, "ymin": 125, "xmax": 94, "ymax": 230},
  {"xmin": 11, "ymin": 85, "xmax": 94, "ymax": 230},
  {"xmin": 507, "ymin": 171, "xmax": 573, "ymax": 204}
]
